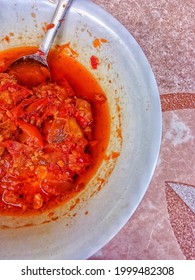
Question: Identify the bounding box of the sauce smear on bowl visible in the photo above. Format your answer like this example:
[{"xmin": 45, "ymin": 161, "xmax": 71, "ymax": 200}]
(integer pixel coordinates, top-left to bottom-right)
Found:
[{"xmin": 0, "ymin": 46, "xmax": 110, "ymax": 215}]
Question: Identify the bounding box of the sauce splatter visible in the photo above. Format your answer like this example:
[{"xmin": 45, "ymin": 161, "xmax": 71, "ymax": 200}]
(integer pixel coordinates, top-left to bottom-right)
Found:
[
  {"xmin": 93, "ymin": 38, "xmax": 108, "ymax": 48},
  {"xmin": 90, "ymin": 55, "xmax": 99, "ymax": 70},
  {"xmin": 46, "ymin": 23, "xmax": 55, "ymax": 31}
]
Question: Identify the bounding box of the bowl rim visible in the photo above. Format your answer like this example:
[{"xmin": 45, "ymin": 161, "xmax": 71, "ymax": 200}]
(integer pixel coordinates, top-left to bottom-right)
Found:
[{"xmin": 0, "ymin": 0, "xmax": 162, "ymax": 260}]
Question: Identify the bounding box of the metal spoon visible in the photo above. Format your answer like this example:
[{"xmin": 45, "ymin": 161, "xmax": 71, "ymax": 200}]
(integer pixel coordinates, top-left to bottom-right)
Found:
[{"xmin": 6, "ymin": 0, "xmax": 74, "ymax": 88}]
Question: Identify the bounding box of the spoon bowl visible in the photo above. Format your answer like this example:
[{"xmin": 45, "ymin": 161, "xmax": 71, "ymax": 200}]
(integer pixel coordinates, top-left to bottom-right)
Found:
[
  {"xmin": 5, "ymin": 0, "xmax": 74, "ymax": 88},
  {"xmin": 6, "ymin": 51, "xmax": 51, "ymax": 88}
]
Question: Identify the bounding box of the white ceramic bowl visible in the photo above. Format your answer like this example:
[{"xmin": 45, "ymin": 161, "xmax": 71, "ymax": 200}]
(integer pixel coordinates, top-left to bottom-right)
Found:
[{"xmin": 0, "ymin": 0, "xmax": 162, "ymax": 259}]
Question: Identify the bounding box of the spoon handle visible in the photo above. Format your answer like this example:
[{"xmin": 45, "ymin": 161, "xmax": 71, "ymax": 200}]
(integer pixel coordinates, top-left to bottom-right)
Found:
[{"xmin": 38, "ymin": 0, "xmax": 74, "ymax": 57}]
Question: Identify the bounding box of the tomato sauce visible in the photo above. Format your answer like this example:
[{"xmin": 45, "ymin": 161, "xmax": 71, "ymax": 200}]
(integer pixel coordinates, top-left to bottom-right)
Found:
[{"xmin": 0, "ymin": 46, "xmax": 110, "ymax": 215}]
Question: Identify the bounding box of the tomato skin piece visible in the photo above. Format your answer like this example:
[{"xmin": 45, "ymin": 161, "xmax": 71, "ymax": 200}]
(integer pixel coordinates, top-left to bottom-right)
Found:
[
  {"xmin": 24, "ymin": 97, "xmax": 49, "ymax": 114},
  {"xmin": 17, "ymin": 120, "xmax": 44, "ymax": 147},
  {"xmin": 10, "ymin": 96, "xmax": 36, "ymax": 119},
  {"xmin": 47, "ymin": 117, "xmax": 67, "ymax": 144}
]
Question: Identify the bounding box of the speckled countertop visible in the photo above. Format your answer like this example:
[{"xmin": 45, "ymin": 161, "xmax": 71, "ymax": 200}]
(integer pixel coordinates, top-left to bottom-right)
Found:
[{"xmin": 90, "ymin": 0, "xmax": 195, "ymax": 260}]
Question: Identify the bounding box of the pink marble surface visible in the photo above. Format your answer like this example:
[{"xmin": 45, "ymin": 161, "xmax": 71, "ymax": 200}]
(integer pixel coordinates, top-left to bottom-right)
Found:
[{"xmin": 90, "ymin": 0, "xmax": 195, "ymax": 260}]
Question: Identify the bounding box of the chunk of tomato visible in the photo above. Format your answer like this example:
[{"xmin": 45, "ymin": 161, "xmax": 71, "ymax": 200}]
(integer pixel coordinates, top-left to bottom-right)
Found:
[{"xmin": 17, "ymin": 120, "xmax": 44, "ymax": 147}]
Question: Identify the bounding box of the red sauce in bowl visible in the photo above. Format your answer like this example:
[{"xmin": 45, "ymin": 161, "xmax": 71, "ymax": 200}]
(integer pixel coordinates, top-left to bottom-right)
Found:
[{"xmin": 0, "ymin": 46, "xmax": 110, "ymax": 215}]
